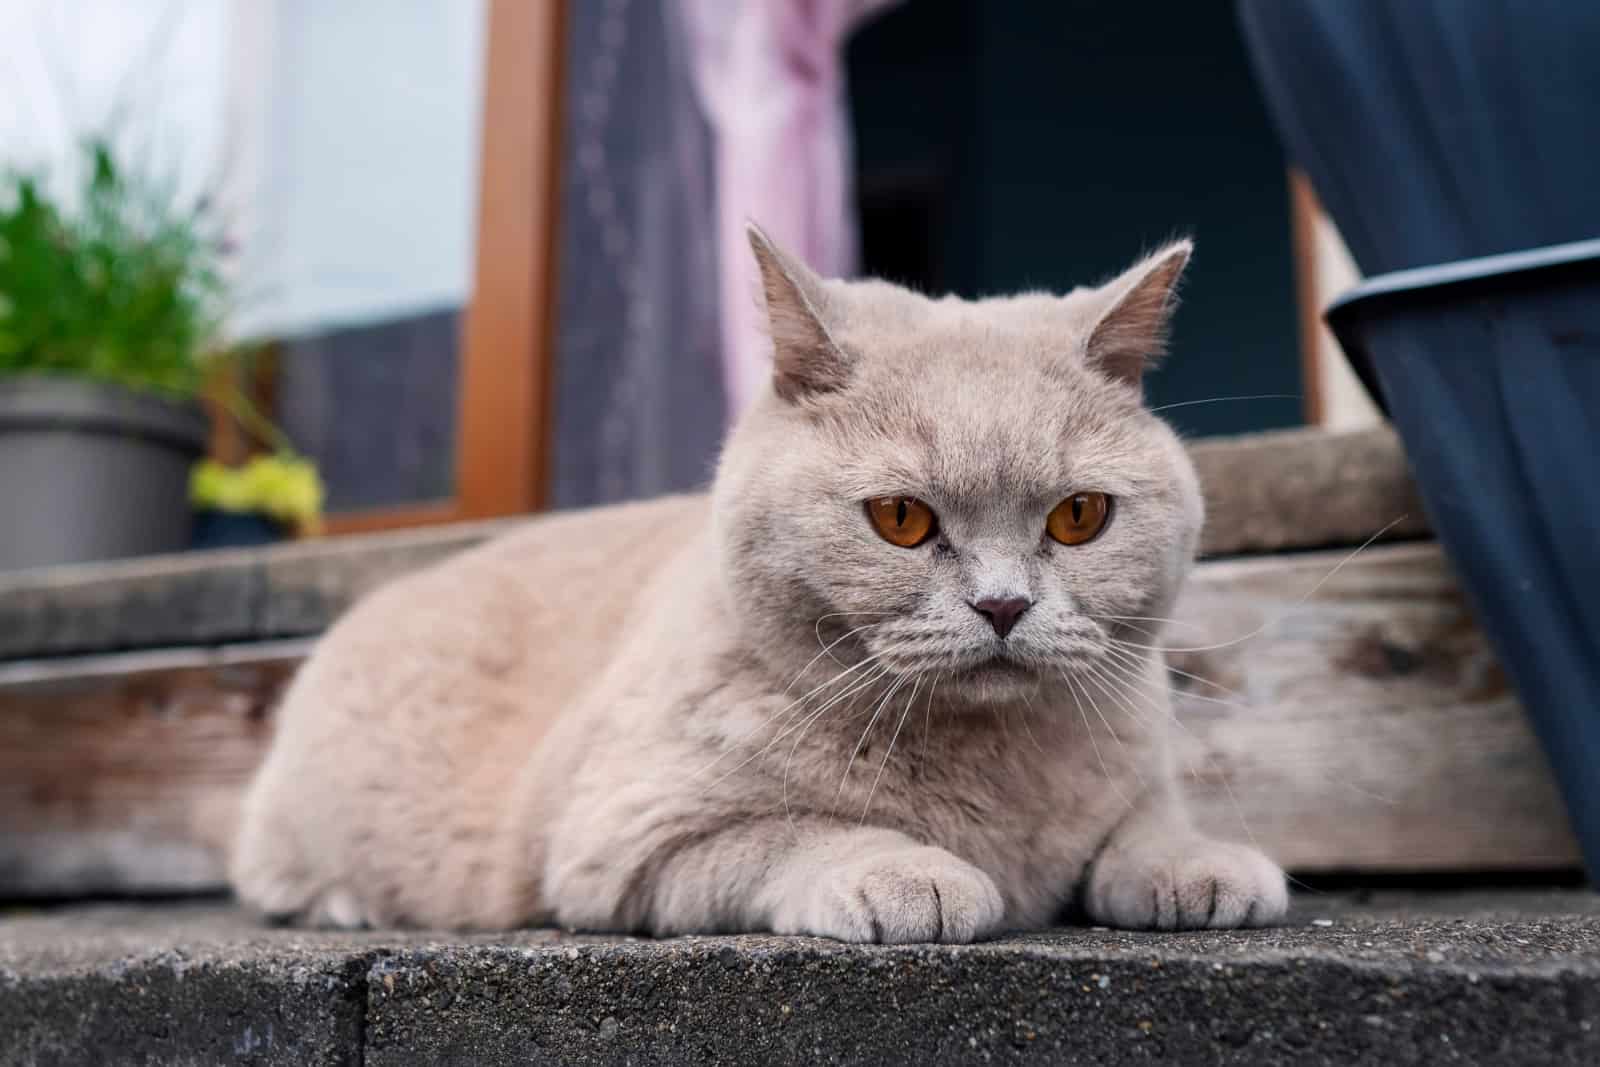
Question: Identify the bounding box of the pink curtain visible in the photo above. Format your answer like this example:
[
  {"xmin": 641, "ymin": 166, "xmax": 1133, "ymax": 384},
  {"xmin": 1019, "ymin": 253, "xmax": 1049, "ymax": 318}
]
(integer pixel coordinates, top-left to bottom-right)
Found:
[{"xmin": 679, "ymin": 0, "xmax": 899, "ymax": 420}]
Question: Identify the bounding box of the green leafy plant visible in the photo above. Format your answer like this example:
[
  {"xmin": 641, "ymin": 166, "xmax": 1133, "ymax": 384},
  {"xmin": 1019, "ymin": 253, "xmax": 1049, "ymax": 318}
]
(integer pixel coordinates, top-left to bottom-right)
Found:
[{"xmin": 0, "ymin": 139, "xmax": 226, "ymax": 395}]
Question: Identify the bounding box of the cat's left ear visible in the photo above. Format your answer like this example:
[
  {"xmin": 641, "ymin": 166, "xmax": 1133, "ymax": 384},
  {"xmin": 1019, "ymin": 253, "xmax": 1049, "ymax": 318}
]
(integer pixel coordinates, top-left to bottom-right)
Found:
[{"xmin": 1081, "ymin": 240, "xmax": 1192, "ymax": 388}]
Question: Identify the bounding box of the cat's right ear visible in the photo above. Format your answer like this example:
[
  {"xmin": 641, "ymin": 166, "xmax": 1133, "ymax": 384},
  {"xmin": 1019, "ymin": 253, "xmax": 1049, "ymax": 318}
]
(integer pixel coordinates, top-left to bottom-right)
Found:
[
  {"xmin": 1081, "ymin": 239, "xmax": 1192, "ymax": 389},
  {"xmin": 748, "ymin": 223, "xmax": 850, "ymax": 402}
]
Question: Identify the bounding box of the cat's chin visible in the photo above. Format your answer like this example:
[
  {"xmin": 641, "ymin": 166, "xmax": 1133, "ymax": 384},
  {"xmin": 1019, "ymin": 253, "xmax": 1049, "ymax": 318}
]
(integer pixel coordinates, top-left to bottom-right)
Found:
[{"xmin": 938, "ymin": 657, "xmax": 1041, "ymax": 706}]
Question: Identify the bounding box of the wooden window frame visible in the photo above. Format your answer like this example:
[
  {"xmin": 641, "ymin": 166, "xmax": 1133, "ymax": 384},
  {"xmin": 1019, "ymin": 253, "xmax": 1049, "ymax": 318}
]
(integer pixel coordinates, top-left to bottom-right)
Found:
[
  {"xmin": 321, "ymin": 0, "xmax": 566, "ymax": 535},
  {"xmin": 1288, "ymin": 169, "xmax": 1327, "ymax": 427},
  {"xmin": 1288, "ymin": 168, "xmax": 1383, "ymax": 431}
]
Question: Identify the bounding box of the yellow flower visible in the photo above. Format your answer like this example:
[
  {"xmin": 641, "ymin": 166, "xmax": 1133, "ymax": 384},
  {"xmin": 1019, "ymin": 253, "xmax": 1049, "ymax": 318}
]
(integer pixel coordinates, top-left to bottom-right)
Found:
[{"xmin": 190, "ymin": 454, "xmax": 324, "ymax": 528}]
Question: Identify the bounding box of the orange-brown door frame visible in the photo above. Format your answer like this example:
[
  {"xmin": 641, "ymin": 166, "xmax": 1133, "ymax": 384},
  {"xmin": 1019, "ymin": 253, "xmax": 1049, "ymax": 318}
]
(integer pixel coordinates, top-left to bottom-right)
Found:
[
  {"xmin": 1288, "ymin": 169, "xmax": 1327, "ymax": 427},
  {"xmin": 322, "ymin": 0, "xmax": 566, "ymax": 535}
]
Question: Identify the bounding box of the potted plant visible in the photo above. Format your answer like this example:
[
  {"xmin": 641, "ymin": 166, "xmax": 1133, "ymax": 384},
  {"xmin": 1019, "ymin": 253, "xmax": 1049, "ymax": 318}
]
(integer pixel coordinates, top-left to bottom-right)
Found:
[
  {"xmin": 191, "ymin": 451, "xmax": 324, "ymax": 548},
  {"xmin": 1239, "ymin": 2, "xmax": 1600, "ymax": 877},
  {"xmin": 0, "ymin": 140, "xmax": 223, "ymax": 570}
]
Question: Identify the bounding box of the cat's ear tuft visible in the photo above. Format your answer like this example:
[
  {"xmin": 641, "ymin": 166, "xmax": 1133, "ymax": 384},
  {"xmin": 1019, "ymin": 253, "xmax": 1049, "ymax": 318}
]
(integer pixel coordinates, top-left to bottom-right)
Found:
[
  {"xmin": 1082, "ymin": 240, "xmax": 1192, "ymax": 389},
  {"xmin": 748, "ymin": 223, "xmax": 850, "ymax": 402}
]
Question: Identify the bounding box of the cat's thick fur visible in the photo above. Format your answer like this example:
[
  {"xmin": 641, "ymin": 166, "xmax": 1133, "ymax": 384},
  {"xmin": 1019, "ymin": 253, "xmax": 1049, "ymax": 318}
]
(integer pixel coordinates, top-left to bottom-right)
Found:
[{"xmin": 231, "ymin": 230, "xmax": 1287, "ymax": 940}]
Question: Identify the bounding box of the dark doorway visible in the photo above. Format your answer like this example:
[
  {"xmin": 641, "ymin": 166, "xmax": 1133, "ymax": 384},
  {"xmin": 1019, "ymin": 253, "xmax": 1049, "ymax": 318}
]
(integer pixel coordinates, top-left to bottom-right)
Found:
[{"xmin": 850, "ymin": 0, "xmax": 1303, "ymax": 437}]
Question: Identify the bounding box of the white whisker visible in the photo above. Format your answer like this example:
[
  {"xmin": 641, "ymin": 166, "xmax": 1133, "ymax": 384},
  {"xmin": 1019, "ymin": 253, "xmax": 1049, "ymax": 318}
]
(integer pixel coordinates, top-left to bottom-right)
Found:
[
  {"xmin": 790, "ymin": 668, "xmax": 902, "ymax": 831},
  {"xmin": 696, "ymin": 658, "xmax": 870, "ymax": 783},
  {"xmin": 811, "ymin": 612, "xmax": 892, "ymax": 666},
  {"xmin": 698, "ymin": 655, "xmax": 888, "ymax": 789},
  {"xmin": 1085, "ymin": 612, "xmax": 1207, "ymax": 633},
  {"xmin": 1103, "ymin": 641, "xmax": 1250, "ymax": 709},
  {"xmin": 1095, "ymin": 650, "xmax": 1370, "ymax": 896},
  {"xmin": 828, "ymin": 672, "xmax": 908, "ymax": 820},
  {"xmin": 1074, "ymin": 661, "xmax": 1135, "ymax": 744},
  {"xmin": 794, "ymin": 621, "xmax": 882, "ymax": 690},
  {"xmin": 1148, "ymin": 393, "xmax": 1301, "ymax": 414},
  {"xmin": 1094, "ymin": 649, "xmax": 1277, "ymax": 852},
  {"xmin": 1102, "ymin": 642, "xmax": 1395, "ymax": 808},
  {"xmin": 1075, "ymin": 661, "xmax": 1148, "ymax": 790},
  {"xmin": 1016, "ymin": 688, "xmax": 1047, "ymax": 756},
  {"xmin": 1060, "ymin": 669, "xmax": 1135, "ymax": 811},
  {"xmin": 1115, "ymin": 518, "xmax": 1409, "ymax": 656},
  {"xmin": 861, "ymin": 678, "xmax": 919, "ymax": 825}
]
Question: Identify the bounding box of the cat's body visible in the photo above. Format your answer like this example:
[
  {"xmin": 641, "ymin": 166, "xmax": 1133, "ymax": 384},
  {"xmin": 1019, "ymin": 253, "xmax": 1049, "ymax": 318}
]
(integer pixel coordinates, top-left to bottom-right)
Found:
[{"xmin": 232, "ymin": 231, "xmax": 1287, "ymax": 940}]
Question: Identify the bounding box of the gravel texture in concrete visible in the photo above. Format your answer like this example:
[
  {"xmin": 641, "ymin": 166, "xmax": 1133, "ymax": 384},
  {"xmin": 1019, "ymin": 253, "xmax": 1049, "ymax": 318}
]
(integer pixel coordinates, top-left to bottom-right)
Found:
[{"xmin": 1, "ymin": 891, "xmax": 1596, "ymax": 1066}]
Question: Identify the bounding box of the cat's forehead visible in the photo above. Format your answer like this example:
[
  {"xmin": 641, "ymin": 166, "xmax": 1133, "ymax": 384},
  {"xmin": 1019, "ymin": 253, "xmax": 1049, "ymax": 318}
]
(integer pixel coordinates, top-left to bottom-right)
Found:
[
  {"xmin": 828, "ymin": 277, "xmax": 1102, "ymax": 332},
  {"xmin": 832, "ymin": 288, "xmax": 1120, "ymax": 401},
  {"xmin": 801, "ymin": 279, "xmax": 1174, "ymax": 501},
  {"xmin": 823, "ymin": 347, "xmax": 1160, "ymax": 506}
]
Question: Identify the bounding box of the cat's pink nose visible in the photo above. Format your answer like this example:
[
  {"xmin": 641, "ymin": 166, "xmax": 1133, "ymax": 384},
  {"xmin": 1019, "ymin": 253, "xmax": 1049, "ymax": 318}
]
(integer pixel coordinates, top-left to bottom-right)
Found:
[{"xmin": 971, "ymin": 597, "xmax": 1031, "ymax": 639}]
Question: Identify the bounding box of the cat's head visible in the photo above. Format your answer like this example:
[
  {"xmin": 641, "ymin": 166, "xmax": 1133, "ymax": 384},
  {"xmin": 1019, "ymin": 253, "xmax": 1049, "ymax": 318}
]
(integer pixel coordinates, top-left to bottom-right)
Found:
[{"xmin": 712, "ymin": 226, "xmax": 1203, "ymax": 706}]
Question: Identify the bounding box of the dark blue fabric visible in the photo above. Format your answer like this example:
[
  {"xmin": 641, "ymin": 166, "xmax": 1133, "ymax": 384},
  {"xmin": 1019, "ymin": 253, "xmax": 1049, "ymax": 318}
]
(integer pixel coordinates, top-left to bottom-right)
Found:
[{"xmin": 1238, "ymin": 0, "xmax": 1600, "ymax": 275}]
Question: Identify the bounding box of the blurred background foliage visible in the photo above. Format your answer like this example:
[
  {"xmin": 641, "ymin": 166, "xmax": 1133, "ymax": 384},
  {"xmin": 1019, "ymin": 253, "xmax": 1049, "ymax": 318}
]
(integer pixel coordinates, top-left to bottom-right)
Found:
[{"xmin": 0, "ymin": 139, "xmax": 226, "ymax": 395}]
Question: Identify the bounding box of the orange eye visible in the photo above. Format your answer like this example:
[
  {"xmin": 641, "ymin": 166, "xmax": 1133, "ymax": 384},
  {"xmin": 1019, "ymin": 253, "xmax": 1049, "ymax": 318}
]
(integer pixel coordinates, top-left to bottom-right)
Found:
[
  {"xmin": 866, "ymin": 496, "xmax": 937, "ymax": 548},
  {"xmin": 1046, "ymin": 492, "xmax": 1111, "ymax": 545}
]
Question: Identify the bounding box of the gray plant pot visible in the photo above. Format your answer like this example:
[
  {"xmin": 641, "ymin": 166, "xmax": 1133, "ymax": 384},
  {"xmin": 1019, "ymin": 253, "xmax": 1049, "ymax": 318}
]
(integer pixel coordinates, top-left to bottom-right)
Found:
[{"xmin": 0, "ymin": 376, "xmax": 209, "ymax": 572}]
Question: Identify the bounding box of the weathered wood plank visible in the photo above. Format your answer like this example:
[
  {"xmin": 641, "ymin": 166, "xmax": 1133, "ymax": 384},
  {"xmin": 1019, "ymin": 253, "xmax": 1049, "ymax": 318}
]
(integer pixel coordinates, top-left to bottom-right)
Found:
[
  {"xmin": 0, "ymin": 643, "xmax": 307, "ymax": 896},
  {"xmin": 0, "ymin": 426, "xmax": 1429, "ymax": 661},
  {"xmin": 0, "ymin": 543, "xmax": 1577, "ymax": 896},
  {"xmin": 1188, "ymin": 425, "xmax": 1430, "ymax": 557},
  {"xmin": 1175, "ymin": 543, "xmax": 1578, "ymax": 871},
  {"xmin": 0, "ymin": 520, "xmax": 519, "ymax": 661}
]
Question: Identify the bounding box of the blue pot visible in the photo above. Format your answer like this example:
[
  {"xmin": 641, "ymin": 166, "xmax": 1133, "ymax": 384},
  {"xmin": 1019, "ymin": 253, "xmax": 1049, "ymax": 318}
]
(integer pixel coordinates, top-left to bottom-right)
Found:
[
  {"xmin": 191, "ymin": 509, "xmax": 288, "ymax": 550},
  {"xmin": 1328, "ymin": 239, "xmax": 1600, "ymax": 876}
]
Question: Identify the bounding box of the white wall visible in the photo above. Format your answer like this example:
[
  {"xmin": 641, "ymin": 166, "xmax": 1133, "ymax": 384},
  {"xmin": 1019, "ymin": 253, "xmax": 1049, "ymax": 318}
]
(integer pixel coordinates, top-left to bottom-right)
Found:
[
  {"xmin": 0, "ymin": 0, "xmax": 487, "ymax": 341},
  {"xmin": 0, "ymin": 0, "xmax": 228, "ymax": 205},
  {"xmin": 233, "ymin": 0, "xmax": 487, "ymax": 339}
]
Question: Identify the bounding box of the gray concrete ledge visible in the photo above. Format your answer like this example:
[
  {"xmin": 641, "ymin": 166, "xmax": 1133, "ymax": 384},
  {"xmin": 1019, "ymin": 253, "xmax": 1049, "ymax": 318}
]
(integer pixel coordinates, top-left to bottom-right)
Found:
[{"xmin": 2, "ymin": 891, "xmax": 1596, "ymax": 1066}]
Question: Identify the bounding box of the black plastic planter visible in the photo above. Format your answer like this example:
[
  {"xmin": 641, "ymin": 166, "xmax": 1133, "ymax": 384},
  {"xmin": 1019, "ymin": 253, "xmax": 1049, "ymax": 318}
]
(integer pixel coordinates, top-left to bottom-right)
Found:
[
  {"xmin": 0, "ymin": 376, "xmax": 209, "ymax": 572},
  {"xmin": 1328, "ymin": 239, "xmax": 1600, "ymax": 876}
]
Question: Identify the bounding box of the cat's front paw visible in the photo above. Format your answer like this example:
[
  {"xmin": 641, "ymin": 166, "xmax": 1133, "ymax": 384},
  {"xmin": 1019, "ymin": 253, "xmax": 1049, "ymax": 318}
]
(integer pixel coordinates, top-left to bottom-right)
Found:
[
  {"xmin": 1085, "ymin": 837, "xmax": 1286, "ymax": 931},
  {"xmin": 774, "ymin": 845, "xmax": 1004, "ymax": 944}
]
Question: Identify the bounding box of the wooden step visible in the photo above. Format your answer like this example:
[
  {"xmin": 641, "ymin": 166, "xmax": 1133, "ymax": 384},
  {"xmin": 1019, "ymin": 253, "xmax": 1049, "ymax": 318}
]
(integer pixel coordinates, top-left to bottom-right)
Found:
[
  {"xmin": 1, "ymin": 541, "xmax": 1575, "ymax": 897},
  {"xmin": 0, "ymin": 426, "xmax": 1537, "ymax": 897}
]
